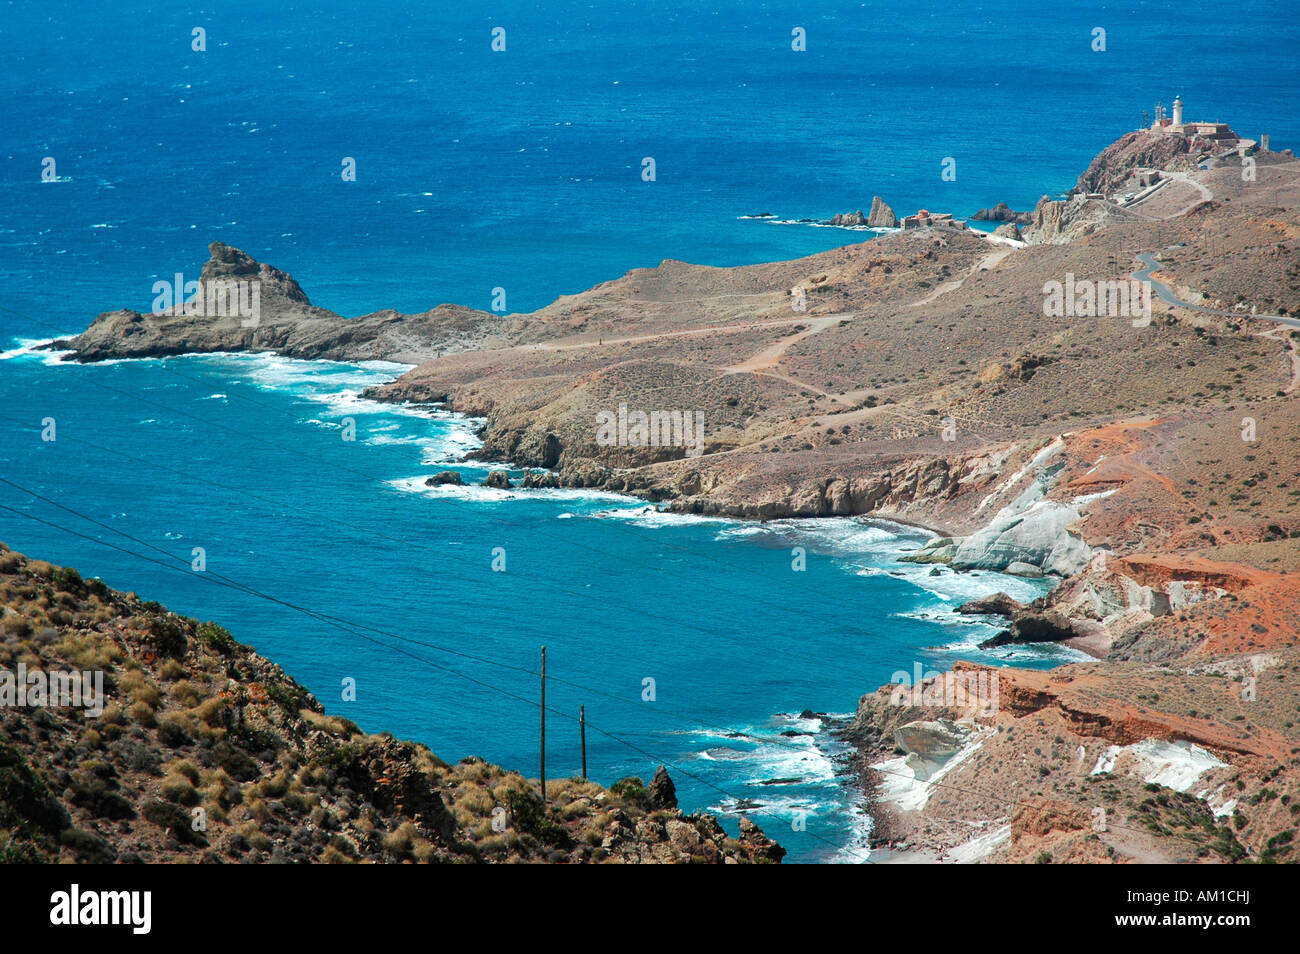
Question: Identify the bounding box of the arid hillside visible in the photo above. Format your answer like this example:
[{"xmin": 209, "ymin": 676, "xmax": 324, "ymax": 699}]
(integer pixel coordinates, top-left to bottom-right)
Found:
[{"xmin": 0, "ymin": 543, "xmax": 782, "ymax": 864}]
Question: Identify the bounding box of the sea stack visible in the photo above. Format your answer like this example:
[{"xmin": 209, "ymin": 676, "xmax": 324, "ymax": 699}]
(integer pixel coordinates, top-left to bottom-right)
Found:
[{"xmin": 867, "ymin": 195, "xmax": 899, "ymax": 228}]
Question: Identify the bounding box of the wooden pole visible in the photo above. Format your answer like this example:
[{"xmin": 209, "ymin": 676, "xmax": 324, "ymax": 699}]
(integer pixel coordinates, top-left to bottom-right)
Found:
[
  {"xmin": 539, "ymin": 646, "xmax": 547, "ymax": 803},
  {"xmin": 580, "ymin": 704, "xmax": 587, "ymax": 781}
]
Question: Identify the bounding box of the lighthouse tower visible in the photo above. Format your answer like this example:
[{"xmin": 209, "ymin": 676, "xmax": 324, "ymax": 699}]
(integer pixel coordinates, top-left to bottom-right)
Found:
[{"xmin": 1172, "ymin": 95, "xmax": 1184, "ymax": 127}]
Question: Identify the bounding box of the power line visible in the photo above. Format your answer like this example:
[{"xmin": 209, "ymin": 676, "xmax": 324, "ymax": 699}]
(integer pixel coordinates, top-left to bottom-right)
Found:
[
  {"xmin": 0, "ymin": 312, "xmax": 1077, "ymax": 859},
  {"xmin": 2, "ymin": 407, "xmax": 1087, "ymax": 856},
  {"xmin": 3, "ymin": 446, "xmax": 1249, "ymax": 858},
  {"xmin": 4, "ymin": 311, "xmax": 1220, "ymax": 858},
  {"xmin": 0, "ymin": 472, "xmax": 872, "ymax": 815},
  {"xmin": 0, "ymin": 498, "xmax": 878, "ymax": 863}
]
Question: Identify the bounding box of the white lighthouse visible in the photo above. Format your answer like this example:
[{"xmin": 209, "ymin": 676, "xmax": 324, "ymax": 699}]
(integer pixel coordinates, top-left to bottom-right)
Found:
[{"xmin": 1172, "ymin": 95, "xmax": 1184, "ymax": 126}]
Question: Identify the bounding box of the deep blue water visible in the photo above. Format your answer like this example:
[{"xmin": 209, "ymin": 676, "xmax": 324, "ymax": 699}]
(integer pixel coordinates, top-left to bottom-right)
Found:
[{"xmin": 2, "ymin": 0, "xmax": 1297, "ymax": 862}]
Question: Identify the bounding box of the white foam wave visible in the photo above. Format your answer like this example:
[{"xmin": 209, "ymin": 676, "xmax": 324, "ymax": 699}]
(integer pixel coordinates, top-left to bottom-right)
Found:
[
  {"xmin": 688, "ymin": 715, "xmax": 849, "ymax": 789},
  {"xmin": 590, "ymin": 506, "xmax": 730, "ymax": 528},
  {"xmin": 713, "ymin": 516, "xmax": 908, "ymax": 555},
  {"xmin": 173, "ymin": 352, "xmax": 486, "ymax": 459},
  {"xmin": 388, "ymin": 475, "xmax": 631, "ymax": 505},
  {"xmin": 900, "ymin": 563, "xmax": 1049, "ymax": 606},
  {"xmin": 0, "ymin": 335, "xmax": 77, "ymax": 364},
  {"xmin": 743, "ymin": 217, "xmax": 899, "ymax": 234}
]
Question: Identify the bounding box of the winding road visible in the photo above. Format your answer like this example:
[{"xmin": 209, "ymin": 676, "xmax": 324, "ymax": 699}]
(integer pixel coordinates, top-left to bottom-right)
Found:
[{"xmin": 1131, "ymin": 252, "xmax": 1300, "ymax": 330}]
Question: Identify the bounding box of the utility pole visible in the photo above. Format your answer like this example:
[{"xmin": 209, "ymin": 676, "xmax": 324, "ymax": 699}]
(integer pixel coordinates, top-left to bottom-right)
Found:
[
  {"xmin": 539, "ymin": 646, "xmax": 547, "ymax": 803},
  {"xmin": 580, "ymin": 705, "xmax": 587, "ymax": 781}
]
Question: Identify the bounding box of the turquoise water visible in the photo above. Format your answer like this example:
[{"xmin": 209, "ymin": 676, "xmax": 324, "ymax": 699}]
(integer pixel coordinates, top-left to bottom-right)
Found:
[
  {"xmin": 2, "ymin": 0, "xmax": 1296, "ymax": 861},
  {"xmin": 0, "ymin": 345, "xmax": 1068, "ymax": 861}
]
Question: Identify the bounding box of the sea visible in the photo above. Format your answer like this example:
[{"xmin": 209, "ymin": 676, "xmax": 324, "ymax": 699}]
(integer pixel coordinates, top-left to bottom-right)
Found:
[{"xmin": 2, "ymin": 0, "xmax": 1297, "ymax": 862}]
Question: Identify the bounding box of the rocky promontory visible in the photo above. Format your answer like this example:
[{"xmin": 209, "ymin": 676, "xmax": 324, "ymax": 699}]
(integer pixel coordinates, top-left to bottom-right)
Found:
[{"xmin": 54, "ymin": 243, "xmax": 514, "ymax": 365}]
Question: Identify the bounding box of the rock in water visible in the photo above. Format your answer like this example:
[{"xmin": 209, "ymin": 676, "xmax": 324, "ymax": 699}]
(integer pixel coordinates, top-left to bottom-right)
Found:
[
  {"xmin": 426, "ymin": 470, "xmax": 464, "ymax": 486},
  {"xmin": 979, "ymin": 610, "xmax": 1075, "ymax": 648},
  {"xmin": 867, "ymin": 195, "xmax": 899, "ymax": 228},
  {"xmin": 648, "ymin": 765, "xmax": 678, "ymax": 810},
  {"xmin": 956, "ymin": 592, "xmax": 1024, "ymax": 617},
  {"xmin": 483, "ymin": 470, "xmax": 512, "ymax": 489},
  {"xmin": 898, "ymin": 536, "xmax": 961, "ymax": 565},
  {"xmin": 521, "ymin": 470, "xmax": 561, "ymax": 489},
  {"xmin": 828, "ymin": 210, "xmax": 868, "ymax": 226}
]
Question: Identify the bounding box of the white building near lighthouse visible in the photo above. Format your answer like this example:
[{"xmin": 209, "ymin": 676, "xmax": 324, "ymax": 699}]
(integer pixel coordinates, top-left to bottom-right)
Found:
[
  {"xmin": 1151, "ymin": 95, "xmax": 1250, "ymax": 150},
  {"xmin": 1155, "ymin": 96, "xmax": 1228, "ymax": 138}
]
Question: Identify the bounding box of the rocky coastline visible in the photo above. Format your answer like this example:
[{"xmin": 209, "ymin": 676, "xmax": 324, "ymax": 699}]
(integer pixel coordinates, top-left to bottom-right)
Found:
[{"xmin": 49, "ymin": 122, "xmax": 1300, "ymax": 862}]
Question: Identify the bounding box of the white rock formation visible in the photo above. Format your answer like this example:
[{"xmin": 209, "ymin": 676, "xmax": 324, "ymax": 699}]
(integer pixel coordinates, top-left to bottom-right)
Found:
[{"xmin": 950, "ymin": 463, "xmax": 1092, "ymax": 575}]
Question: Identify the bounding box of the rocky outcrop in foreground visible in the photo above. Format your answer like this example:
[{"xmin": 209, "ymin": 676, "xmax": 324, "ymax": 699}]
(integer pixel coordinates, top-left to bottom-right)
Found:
[{"xmin": 0, "ymin": 543, "xmax": 782, "ymax": 864}]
